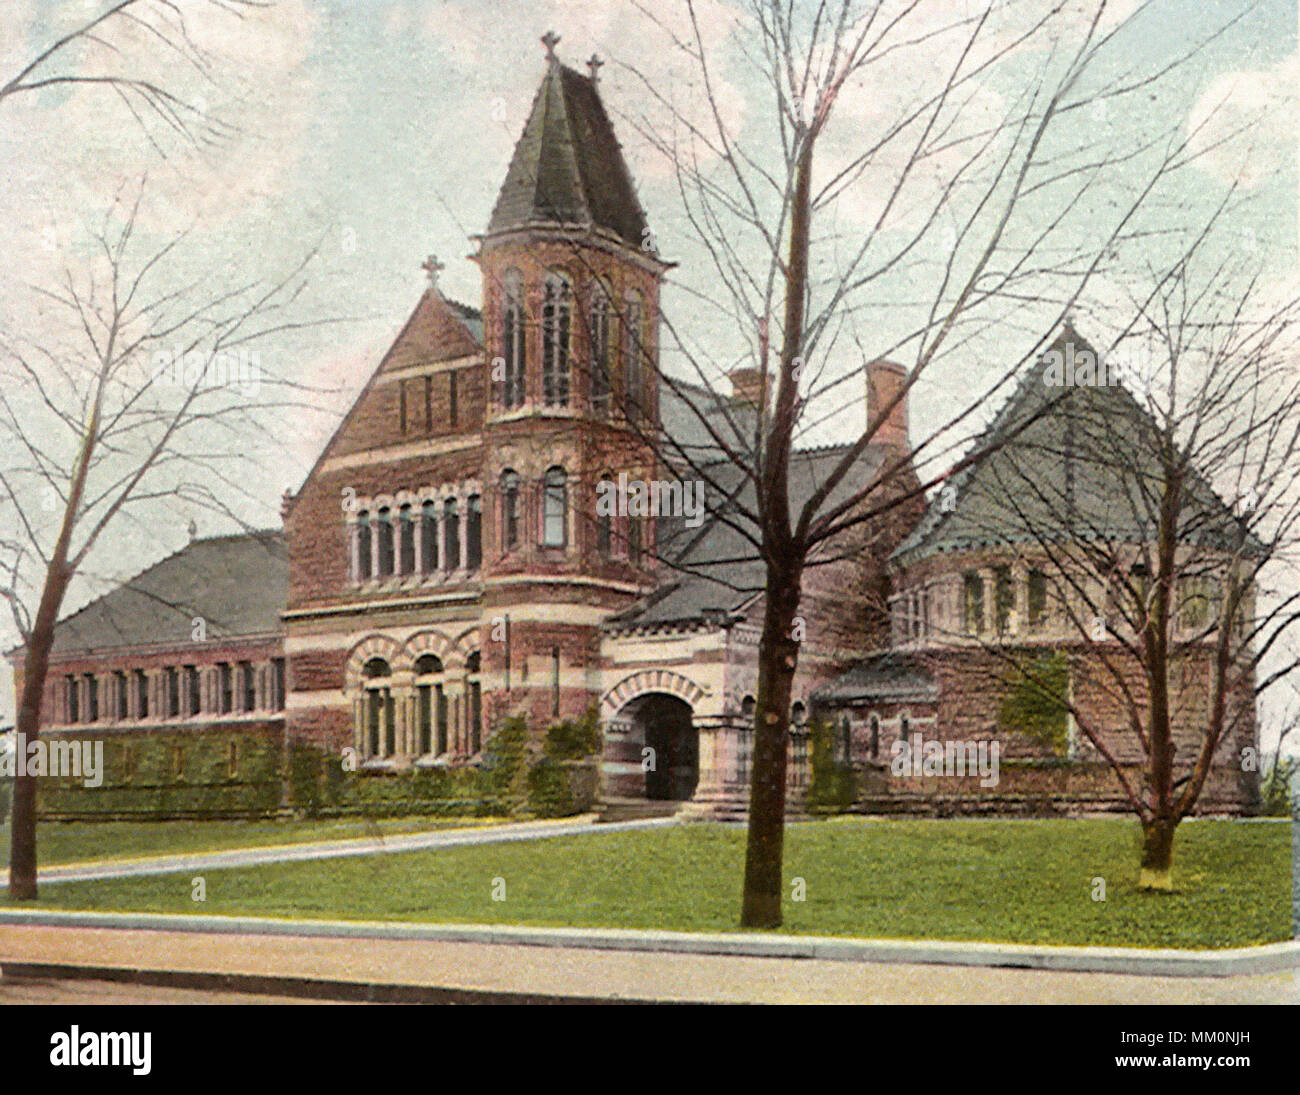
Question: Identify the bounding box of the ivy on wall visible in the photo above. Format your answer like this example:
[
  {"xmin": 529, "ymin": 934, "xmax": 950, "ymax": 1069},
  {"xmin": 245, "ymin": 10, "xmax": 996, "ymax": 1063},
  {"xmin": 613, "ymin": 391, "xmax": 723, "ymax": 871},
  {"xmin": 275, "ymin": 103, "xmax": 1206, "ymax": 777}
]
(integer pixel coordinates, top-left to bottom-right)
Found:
[{"xmin": 997, "ymin": 652, "xmax": 1071, "ymax": 755}]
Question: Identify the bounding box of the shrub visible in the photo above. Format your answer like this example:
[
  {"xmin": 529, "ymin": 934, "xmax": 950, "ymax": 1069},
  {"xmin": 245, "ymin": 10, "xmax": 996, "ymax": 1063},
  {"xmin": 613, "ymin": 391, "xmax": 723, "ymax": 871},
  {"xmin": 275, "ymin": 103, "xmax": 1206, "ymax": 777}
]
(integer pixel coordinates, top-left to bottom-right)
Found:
[{"xmin": 807, "ymin": 717, "xmax": 855, "ymax": 813}]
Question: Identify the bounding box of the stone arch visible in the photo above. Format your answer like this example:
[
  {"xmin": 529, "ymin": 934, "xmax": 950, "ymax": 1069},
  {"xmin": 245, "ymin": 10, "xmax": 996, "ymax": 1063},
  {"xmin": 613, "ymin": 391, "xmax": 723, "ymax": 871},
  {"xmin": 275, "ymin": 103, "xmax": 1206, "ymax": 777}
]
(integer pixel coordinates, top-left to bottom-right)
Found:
[
  {"xmin": 402, "ymin": 629, "xmax": 460, "ymax": 670},
  {"xmin": 345, "ymin": 634, "xmax": 403, "ymax": 693},
  {"xmin": 600, "ymin": 669, "xmax": 706, "ymax": 717}
]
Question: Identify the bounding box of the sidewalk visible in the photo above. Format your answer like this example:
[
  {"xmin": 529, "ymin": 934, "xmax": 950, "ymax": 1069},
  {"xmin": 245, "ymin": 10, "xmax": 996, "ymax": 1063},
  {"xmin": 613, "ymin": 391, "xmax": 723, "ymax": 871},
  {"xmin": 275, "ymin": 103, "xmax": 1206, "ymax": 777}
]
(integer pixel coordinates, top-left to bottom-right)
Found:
[
  {"xmin": 2, "ymin": 920, "xmax": 1296, "ymax": 1004},
  {"xmin": 0, "ymin": 815, "xmax": 674, "ymax": 888}
]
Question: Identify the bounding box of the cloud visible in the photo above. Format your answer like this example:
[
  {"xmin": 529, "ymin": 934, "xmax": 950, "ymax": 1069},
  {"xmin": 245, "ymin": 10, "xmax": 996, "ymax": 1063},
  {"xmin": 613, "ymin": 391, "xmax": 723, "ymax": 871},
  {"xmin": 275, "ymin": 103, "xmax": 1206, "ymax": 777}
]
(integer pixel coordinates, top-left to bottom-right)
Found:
[{"xmin": 1187, "ymin": 51, "xmax": 1299, "ymax": 191}]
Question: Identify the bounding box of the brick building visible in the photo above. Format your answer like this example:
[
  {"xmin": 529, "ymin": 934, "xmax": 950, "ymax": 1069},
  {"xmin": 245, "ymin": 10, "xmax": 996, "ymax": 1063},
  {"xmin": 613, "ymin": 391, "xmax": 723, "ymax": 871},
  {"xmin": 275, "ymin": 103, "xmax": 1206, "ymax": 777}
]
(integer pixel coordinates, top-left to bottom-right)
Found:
[
  {"xmin": 813, "ymin": 327, "xmax": 1261, "ymax": 816},
  {"xmin": 11, "ymin": 46, "xmax": 1258, "ymax": 820}
]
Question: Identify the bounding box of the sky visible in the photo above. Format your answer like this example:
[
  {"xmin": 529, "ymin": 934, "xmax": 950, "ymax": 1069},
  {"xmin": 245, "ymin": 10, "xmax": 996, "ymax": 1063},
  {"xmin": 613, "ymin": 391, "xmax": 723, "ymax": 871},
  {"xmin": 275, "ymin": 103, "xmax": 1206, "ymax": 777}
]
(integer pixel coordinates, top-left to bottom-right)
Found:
[{"xmin": 0, "ymin": 0, "xmax": 1295, "ymax": 741}]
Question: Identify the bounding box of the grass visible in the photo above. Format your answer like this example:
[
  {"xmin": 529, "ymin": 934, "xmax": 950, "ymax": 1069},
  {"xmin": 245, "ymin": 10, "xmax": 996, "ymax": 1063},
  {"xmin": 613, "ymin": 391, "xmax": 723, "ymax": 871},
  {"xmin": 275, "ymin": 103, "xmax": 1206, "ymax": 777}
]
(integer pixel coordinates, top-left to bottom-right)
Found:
[
  {"xmin": 6, "ymin": 817, "xmax": 1291, "ymax": 949},
  {"xmin": 0, "ymin": 815, "xmax": 507, "ymax": 869}
]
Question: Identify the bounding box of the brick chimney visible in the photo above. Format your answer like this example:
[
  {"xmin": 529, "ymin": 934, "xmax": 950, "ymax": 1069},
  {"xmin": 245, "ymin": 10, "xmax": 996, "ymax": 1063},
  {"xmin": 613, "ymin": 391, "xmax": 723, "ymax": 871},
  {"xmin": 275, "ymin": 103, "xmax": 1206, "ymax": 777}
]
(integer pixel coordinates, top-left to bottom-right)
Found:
[
  {"xmin": 729, "ymin": 367, "xmax": 768, "ymax": 407},
  {"xmin": 866, "ymin": 360, "xmax": 909, "ymax": 451}
]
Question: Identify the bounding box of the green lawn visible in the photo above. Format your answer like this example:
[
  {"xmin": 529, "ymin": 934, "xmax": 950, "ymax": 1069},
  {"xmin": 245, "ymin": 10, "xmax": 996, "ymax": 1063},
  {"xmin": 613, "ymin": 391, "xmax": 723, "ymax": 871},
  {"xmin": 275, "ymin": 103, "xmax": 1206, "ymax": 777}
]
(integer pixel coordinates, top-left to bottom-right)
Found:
[
  {"xmin": 7, "ymin": 818, "xmax": 1291, "ymax": 949},
  {"xmin": 0, "ymin": 815, "xmax": 507, "ymax": 869}
]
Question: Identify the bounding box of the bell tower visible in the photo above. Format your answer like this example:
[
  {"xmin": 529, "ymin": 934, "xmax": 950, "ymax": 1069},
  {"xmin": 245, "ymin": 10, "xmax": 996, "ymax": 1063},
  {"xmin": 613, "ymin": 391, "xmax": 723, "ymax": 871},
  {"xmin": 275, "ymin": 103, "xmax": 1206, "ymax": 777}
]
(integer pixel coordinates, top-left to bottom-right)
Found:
[{"xmin": 474, "ymin": 33, "xmax": 671, "ymax": 730}]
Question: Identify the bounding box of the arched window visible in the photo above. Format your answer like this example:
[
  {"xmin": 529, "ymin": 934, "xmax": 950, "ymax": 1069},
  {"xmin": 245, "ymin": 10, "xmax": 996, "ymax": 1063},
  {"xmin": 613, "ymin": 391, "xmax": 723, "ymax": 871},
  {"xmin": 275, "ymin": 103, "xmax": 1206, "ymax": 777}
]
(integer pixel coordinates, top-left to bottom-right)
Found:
[
  {"xmin": 501, "ymin": 269, "xmax": 525, "ymax": 408},
  {"xmin": 466, "ymin": 494, "xmax": 482, "ymax": 571},
  {"xmin": 355, "ymin": 510, "xmax": 371, "ymax": 579},
  {"xmin": 869, "ymin": 714, "xmax": 880, "ymax": 759},
  {"xmin": 623, "ymin": 291, "xmax": 644, "ymax": 424},
  {"xmin": 443, "ymin": 498, "xmax": 460, "ymax": 572},
  {"xmin": 362, "ymin": 658, "xmax": 392, "ymax": 759},
  {"xmin": 791, "ymin": 701, "xmax": 807, "ymax": 727},
  {"xmin": 500, "ymin": 470, "xmax": 521, "ymax": 551},
  {"xmin": 839, "ymin": 714, "xmax": 852, "ymax": 765},
  {"xmin": 741, "ymin": 694, "xmax": 756, "ymax": 720},
  {"xmin": 596, "ymin": 470, "xmax": 613, "ymax": 556},
  {"xmin": 543, "ymin": 466, "xmax": 567, "ymax": 548},
  {"xmin": 590, "ymin": 286, "xmax": 611, "ymax": 413},
  {"xmin": 421, "ymin": 501, "xmax": 437, "ymax": 572},
  {"xmin": 542, "ymin": 273, "xmax": 571, "ymax": 406},
  {"xmin": 466, "ymin": 651, "xmax": 482, "ymax": 754},
  {"xmin": 376, "ymin": 508, "xmax": 393, "ymax": 578},
  {"xmin": 398, "ymin": 504, "xmax": 414, "ymax": 575},
  {"xmin": 414, "ymin": 655, "xmax": 444, "ymax": 757}
]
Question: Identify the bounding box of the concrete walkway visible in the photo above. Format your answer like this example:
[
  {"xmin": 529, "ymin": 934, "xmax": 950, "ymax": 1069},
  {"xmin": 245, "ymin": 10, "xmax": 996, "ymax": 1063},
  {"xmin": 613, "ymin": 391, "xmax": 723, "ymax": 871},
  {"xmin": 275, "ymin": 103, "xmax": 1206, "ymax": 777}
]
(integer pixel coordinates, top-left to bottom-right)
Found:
[
  {"xmin": 2, "ymin": 921, "xmax": 1296, "ymax": 1004},
  {"xmin": 0, "ymin": 815, "xmax": 675, "ymax": 888}
]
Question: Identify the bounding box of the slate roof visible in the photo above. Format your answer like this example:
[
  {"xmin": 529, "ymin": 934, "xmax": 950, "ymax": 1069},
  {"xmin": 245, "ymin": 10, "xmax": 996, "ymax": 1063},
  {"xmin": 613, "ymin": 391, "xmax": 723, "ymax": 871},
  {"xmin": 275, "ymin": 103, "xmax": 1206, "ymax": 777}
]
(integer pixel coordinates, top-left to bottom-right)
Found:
[
  {"xmin": 658, "ymin": 376, "xmax": 761, "ymax": 468},
  {"xmin": 812, "ymin": 653, "xmax": 938, "ymax": 705},
  {"xmin": 487, "ymin": 59, "xmax": 649, "ymax": 247},
  {"xmin": 46, "ymin": 531, "xmax": 287, "ymax": 656},
  {"xmin": 893, "ymin": 325, "xmax": 1258, "ymax": 564},
  {"xmin": 608, "ymin": 441, "xmax": 889, "ymax": 629}
]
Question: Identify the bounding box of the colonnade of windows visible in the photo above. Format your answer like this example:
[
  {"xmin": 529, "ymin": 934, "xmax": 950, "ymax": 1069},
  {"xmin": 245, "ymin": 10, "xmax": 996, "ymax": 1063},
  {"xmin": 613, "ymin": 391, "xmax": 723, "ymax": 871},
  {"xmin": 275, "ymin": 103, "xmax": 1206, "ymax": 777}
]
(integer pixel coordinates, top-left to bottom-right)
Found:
[
  {"xmin": 54, "ymin": 658, "xmax": 286, "ymax": 726},
  {"xmin": 494, "ymin": 268, "xmax": 652, "ymax": 421},
  {"xmin": 351, "ymin": 491, "xmax": 482, "ymax": 583},
  {"xmin": 355, "ymin": 651, "xmax": 483, "ymax": 763}
]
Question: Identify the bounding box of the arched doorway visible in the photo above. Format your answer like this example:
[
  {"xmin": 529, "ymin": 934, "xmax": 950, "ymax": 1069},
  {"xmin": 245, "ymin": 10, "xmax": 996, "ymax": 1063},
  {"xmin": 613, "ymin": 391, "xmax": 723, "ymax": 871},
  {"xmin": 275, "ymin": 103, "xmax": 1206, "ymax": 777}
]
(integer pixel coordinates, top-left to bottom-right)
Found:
[{"xmin": 632, "ymin": 693, "xmax": 697, "ymax": 801}]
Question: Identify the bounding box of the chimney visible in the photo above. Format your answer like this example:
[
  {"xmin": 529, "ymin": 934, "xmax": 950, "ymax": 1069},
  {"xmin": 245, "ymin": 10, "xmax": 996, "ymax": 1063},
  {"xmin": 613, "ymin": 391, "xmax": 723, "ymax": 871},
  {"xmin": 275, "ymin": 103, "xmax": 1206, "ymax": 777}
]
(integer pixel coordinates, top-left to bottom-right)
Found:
[
  {"xmin": 866, "ymin": 360, "xmax": 909, "ymax": 451},
  {"xmin": 729, "ymin": 367, "xmax": 768, "ymax": 408}
]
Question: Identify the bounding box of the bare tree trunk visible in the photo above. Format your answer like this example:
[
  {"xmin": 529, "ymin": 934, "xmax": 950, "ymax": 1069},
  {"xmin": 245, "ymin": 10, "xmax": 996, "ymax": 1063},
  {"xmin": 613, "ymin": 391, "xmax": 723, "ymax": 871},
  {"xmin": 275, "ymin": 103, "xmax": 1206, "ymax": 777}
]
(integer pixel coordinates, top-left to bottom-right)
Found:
[
  {"xmin": 740, "ymin": 133, "xmax": 813, "ymax": 929},
  {"xmin": 1139, "ymin": 814, "xmax": 1176, "ymax": 891},
  {"xmin": 741, "ymin": 563, "xmax": 803, "ymax": 927},
  {"xmin": 8, "ymin": 562, "xmax": 71, "ymax": 900}
]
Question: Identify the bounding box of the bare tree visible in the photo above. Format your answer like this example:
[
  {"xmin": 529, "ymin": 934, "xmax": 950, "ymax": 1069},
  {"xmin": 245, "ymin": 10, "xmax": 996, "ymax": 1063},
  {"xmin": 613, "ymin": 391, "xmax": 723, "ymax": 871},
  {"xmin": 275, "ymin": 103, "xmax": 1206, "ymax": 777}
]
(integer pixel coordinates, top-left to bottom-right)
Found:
[
  {"xmin": 610, "ymin": 0, "xmax": 1252, "ymax": 925},
  {"xmin": 1, "ymin": 0, "xmax": 272, "ymax": 152},
  {"xmin": 1, "ymin": 182, "xmax": 327, "ymax": 899},
  {"xmin": 943, "ymin": 251, "xmax": 1300, "ymax": 888}
]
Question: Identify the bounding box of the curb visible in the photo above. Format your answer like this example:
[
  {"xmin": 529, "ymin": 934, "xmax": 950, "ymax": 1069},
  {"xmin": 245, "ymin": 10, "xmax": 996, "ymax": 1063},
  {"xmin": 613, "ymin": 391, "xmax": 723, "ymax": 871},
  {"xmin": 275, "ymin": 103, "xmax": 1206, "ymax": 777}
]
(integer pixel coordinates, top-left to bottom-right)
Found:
[{"xmin": 1, "ymin": 907, "xmax": 1295, "ymax": 979}]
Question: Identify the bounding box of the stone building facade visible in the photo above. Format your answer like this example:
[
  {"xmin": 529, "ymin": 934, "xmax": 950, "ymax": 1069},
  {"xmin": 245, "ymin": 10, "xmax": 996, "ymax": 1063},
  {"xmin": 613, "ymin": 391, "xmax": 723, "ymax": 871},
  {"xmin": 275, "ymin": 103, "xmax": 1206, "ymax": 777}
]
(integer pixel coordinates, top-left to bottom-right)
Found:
[{"xmin": 12, "ymin": 47, "xmax": 1258, "ymax": 821}]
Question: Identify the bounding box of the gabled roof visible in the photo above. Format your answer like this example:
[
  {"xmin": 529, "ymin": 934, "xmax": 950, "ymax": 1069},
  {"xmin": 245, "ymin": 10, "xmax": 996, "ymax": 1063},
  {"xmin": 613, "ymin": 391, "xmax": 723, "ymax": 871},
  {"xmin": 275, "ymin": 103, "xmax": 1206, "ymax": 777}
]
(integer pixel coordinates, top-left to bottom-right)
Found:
[
  {"xmin": 376, "ymin": 289, "xmax": 482, "ymax": 375},
  {"xmin": 487, "ymin": 58, "xmax": 649, "ymax": 247},
  {"xmin": 892, "ymin": 325, "xmax": 1257, "ymax": 564},
  {"xmin": 43, "ymin": 531, "xmax": 287, "ymax": 657}
]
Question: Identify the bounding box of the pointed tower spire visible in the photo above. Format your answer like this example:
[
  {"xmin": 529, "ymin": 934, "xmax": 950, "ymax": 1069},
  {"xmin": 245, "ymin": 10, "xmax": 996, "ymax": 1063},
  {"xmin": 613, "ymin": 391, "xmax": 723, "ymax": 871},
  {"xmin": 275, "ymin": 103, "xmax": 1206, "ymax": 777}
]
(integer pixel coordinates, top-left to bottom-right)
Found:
[{"xmin": 484, "ymin": 46, "xmax": 651, "ymax": 248}]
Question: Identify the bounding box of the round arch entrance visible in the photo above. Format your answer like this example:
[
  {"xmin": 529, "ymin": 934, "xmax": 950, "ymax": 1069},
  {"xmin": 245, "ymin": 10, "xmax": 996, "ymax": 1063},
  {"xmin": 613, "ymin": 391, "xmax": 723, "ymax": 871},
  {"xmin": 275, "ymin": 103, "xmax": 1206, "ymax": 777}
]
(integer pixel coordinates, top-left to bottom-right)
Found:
[{"xmin": 612, "ymin": 692, "xmax": 698, "ymax": 802}]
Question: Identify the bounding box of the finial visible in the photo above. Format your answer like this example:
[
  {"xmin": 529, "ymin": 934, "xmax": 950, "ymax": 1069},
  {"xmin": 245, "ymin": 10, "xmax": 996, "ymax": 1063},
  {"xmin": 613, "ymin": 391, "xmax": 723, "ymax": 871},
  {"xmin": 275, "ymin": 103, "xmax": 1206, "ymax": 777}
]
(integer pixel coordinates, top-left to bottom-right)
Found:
[
  {"xmin": 586, "ymin": 53, "xmax": 604, "ymax": 84},
  {"xmin": 421, "ymin": 253, "xmax": 444, "ymax": 289},
  {"xmin": 541, "ymin": 30, "xmax": 561, "ymax": 62}
]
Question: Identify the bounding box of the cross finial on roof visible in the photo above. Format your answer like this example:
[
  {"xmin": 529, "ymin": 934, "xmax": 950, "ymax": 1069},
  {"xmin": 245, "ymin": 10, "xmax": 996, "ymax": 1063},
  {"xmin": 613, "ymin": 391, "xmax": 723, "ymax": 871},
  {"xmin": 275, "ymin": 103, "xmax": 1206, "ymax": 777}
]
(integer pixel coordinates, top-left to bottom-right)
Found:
[
  {"xmin": 586, "ymin": 53, "xmax": 604, "ymax": 84},
  {"xmin": 541, "ymin": 30, "xmax": 561, "ymax": 62},
  {"xmin": 421, "ymin": 253, "xmax": 444, "ymax": 289}
]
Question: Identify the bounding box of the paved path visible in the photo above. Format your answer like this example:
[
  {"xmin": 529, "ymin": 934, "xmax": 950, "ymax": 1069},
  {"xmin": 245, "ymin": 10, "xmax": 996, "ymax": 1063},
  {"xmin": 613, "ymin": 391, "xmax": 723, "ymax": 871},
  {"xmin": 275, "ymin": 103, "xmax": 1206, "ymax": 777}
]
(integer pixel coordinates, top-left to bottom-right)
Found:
[
  {"xmin": 2, "ymin": 923, "xmax": 1295, "ymax": 1004},
  {"xmin": 0, "ymin": 815, "xmax": 675, "ymax": 888}
]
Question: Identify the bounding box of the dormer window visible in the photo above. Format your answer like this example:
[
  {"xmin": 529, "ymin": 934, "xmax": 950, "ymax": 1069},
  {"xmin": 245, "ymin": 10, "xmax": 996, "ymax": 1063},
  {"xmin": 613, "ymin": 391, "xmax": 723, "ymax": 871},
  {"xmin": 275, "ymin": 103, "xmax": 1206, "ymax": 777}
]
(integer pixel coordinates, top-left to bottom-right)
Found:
[{"xmin": 542, "ymin": 273, "xmax": 571, "ymax": 406}]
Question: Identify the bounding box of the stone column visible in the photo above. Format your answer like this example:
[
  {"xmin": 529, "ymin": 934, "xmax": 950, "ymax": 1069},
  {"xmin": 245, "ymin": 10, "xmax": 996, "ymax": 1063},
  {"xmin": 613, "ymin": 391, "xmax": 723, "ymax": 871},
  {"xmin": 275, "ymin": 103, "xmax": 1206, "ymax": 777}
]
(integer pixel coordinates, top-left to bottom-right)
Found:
[{"xmin": 444, "ymin": 681, "xmax": 466, "ymax": 754}]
